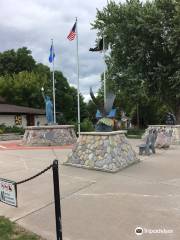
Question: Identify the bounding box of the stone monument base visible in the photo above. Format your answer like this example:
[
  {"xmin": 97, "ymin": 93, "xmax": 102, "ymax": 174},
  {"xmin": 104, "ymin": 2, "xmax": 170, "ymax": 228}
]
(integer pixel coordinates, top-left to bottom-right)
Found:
[
  {"xmin": 22, "ymin": 125, "xmax": 76, "ymax": 146},
  {"xmin": 64, "ymin": 131, "xmax": 139, "ymax": 173},
  {"xmin": 147, "ymin": 125, "xmax": 180, "ymax": 145}
]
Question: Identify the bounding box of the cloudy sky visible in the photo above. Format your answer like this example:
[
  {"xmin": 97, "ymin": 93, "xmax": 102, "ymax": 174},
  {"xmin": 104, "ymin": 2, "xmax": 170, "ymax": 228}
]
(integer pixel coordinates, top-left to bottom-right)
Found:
[{"xmin": 0, "ymin": 0, "xmax": 122, "ymax": 102}]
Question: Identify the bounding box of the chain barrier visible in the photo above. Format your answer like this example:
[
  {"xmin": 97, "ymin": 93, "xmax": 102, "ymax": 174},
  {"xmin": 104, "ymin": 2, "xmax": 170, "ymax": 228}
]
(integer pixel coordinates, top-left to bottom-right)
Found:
[
  {"xmin": 16, "ymin": 163, "xmax": 53, "ymax": 185},
  {"xmin": 10, "ymin": 160, "xmax": 62, "ymax": 240}
]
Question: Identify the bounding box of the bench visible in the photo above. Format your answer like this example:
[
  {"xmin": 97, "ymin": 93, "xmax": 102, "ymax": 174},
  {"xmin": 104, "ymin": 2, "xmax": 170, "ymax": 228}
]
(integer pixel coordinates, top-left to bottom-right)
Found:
[{"xmin": 138, "ymin": 131, "xmax": 157, "ymax": 155}]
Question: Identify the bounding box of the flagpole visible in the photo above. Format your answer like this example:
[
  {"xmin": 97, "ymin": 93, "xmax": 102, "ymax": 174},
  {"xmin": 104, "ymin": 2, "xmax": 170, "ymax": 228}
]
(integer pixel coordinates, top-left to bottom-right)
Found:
[
  {"xmin": 76, "ymin": 17, "xmax": 81, "ymax": 137},
  {"xmin": 52, "ymin": 39, "xmax": 56, "ymax": 124},
  {"xmin": 103, "ymin": 34, "xmax": 106, "ymax": 106}
]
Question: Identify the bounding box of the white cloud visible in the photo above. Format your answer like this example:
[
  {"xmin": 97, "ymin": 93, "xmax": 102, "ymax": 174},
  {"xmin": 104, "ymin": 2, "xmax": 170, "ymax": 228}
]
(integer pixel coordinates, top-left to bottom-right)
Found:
[
  {"xmin": 80, "ymin": 74, "xmax": 101, "ymax": 93},
  {"xmin": 0, "ymin": 0, "xmax": 121, "ymax": 100}
]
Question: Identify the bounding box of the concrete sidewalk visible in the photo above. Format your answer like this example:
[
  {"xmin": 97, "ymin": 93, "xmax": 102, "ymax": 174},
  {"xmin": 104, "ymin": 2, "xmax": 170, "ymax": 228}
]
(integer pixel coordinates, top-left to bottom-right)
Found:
[{"xmin": 0, "ymin": 139, "xmax": 180, "ymax": 240}]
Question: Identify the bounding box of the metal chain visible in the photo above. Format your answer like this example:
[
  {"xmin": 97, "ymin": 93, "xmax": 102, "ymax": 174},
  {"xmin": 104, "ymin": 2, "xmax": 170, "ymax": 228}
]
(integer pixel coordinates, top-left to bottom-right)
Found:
[{"xmin": 16, "ymin": 163, "xmax": 53, "ymax": 185}]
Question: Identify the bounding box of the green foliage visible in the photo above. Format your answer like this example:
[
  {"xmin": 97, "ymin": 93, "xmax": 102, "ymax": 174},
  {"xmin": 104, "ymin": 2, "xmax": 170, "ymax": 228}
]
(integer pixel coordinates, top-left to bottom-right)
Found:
[
  {"xmin": 67, "ymin": 118, "xmax": 94, "ymax": 135},
  {"xmin": 0, "ymin": 216, "xmax": 41, "ymax": 240},
  {"xmin": 130, "ymin": 98, "xmax": 172, "ymax": 126},
  {"xmin": 126, "ymin": 128, "xmax": 145, "ymax": 139},
  {"xmin": 0, "ymin": 71, "xmax": 50, "ymax": 108},
  {"xmin": 0, "ymin": 47, "xmax": 36, "ymax": 75},
  {"xmin": 35, "ymin": 63, "xmax": 51, "ymax": 79},
  {"xmin": 0, "ymin": 124, "xmax": 25, "ymax": 134},
  {"xmin": 80, "ymin": 118, "xmax": 94, "ymax": 132},
  {"xmin": 0, "ymin": 129, "xmax": 4, "ymax": 134},
  {"xmin": 127, "ymin": 128, "xmax": 145, "ymax": 136},
  {"xmin": 120, "ymin": 121, "xmax": 126, "ymax": 130},
  {"xmin": 55, "ymin": 72, "xmax": 88, "ymax": 123},
  {"xmin": 98, "ymin": 117, "xmax": 113, "ymax": 126},
  {"xmin": 0, "ymin": 47, "xmax": 89, "ymax": 124},
  {"xmin": 0, "ymin": 216, "xmax": 13, "ymax": 239},
  {"xmin": 92, "ymin": 0, "xmax": 180, "ymax": 124}
]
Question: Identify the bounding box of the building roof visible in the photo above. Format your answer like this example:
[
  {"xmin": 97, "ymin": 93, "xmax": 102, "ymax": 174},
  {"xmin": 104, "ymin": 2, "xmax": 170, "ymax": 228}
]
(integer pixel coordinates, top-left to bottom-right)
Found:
[{"xmin": 0, "ymin": 104, "xmax": 45, "ymax": 115}]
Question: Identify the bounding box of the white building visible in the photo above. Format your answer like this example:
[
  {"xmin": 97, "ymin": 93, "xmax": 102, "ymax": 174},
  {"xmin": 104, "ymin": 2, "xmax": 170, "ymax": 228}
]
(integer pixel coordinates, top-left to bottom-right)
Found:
[{"xmin": 0, "ymin": 102, "xmax": 46, "ymax": 127}]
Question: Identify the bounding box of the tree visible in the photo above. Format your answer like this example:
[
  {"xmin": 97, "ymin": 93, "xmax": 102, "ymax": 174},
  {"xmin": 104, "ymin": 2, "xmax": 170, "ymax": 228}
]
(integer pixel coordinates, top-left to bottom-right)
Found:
[
  {"xmin": 35, "ymin": 63, "xmax": 51, "ymax": 79},
  {"xmin": 0, "ymin": 71, "xmax": 49, "ymax": 108},
  {"xmin": 92, "ymin": 0, "xmax": 180, "ymax": 124},
  {"xmin": 0, "ymin": 47, "xmax": 36, "ymax": 75},
  {"xmin": 0, "ymin": 47, "xmax": 89, "ymax": 124},
  {"xmin": 54, "ymin": 71, "xmax": 88, "ymax": 122}
]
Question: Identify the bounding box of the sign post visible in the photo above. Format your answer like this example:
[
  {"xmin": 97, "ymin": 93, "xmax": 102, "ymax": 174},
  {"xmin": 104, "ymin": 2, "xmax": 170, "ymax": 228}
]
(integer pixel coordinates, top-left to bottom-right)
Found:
[
  {"xmin": 0, "ymin": 161, "xmax": 63, "ymax": 239},
  {"xmin": 0, "ymin": 178, "xmax": 17, "ymax": 207},
  {"xmin": 52, "ymin": 160, "xmax": 63, "ymax": 240}
]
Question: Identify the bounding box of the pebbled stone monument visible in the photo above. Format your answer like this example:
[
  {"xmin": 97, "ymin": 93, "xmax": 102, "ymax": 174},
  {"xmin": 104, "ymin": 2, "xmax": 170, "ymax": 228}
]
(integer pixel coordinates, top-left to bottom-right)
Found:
[
  {"xmin": 22, "ymin": 125, "xmax": 76, "ymax": 146},
  {"xmin": 146, "ymin": 125, "xmax": 180, "ymax": 145},
  {"xmin": 22, "ymin": 89, "xmax": 76, "ymax": 146},
  {"xmin": 64, "ymin": 87, "xmax": 139, "ymax": 172},
  {"xmin": 64, "ymin": 131, "xmax": 139, "ymax": 173}
]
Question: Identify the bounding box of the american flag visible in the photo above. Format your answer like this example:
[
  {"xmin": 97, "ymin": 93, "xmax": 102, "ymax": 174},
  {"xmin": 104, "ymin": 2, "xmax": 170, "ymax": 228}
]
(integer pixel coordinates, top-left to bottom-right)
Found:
[{"xmin": 67, "ymin": 22, "xmax": 76, "ymax": 41}]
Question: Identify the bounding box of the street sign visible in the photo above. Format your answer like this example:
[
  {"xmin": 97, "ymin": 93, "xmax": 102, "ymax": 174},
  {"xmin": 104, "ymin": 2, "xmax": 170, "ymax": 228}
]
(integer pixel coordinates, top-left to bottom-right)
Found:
[{"xmin": 0, "ymin": 178, "xmax": 17, "ymax": 207}]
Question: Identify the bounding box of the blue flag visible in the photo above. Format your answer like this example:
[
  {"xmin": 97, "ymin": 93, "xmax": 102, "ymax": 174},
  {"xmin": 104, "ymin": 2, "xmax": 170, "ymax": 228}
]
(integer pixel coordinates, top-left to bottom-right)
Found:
[{"xmin": 49, "ymin": 44, "xmax": 55, "ymax": 63}]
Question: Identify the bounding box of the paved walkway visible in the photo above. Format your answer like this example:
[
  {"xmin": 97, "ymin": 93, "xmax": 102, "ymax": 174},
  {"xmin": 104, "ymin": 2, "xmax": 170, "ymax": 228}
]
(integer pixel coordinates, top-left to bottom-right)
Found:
[
  {"xmin": 0, "ymin": 139, "xmax": 180, "ymax": 240},
  {"xmin": 0, "ymin": 140, "xmax": 73, "ymax": 150}
]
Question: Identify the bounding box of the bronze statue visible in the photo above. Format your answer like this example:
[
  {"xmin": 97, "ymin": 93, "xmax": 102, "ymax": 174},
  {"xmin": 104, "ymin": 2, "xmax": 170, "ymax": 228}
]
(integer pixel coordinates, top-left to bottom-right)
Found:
[{"xmin": 90, "ymin": 87, "xmax": 116, "ymax": 132}]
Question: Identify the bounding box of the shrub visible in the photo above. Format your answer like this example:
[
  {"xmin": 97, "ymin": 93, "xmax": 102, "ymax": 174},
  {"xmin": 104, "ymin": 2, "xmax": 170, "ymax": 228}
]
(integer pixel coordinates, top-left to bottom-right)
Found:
[
  {"xmin": 67, "ymin": 118, "xmax": 94, "ymax": 135},
  {"xmin": 127, "ymin": 128, "xmax": 145, "ymax": 136},
  {"xmin": 0, "ymin": 124, "xmax": 24, "ymax": 134},
  {"xmin": 0, "ymin": 129, "xmax": 4, "ymax": 134},
  {"xmin": 80, "ymin": 118, "xmax": 94, "ymax": 132}
]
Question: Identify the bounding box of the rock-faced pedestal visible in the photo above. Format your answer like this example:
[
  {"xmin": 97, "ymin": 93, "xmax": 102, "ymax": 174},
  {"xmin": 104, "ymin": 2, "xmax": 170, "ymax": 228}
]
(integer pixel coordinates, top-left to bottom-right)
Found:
[
  {"xmin": 22, "ymin": 125, "xmax": 76, "ymax": 146},
  {"xmin": 64, "ymin": 131, "xmax": 139, "ymax": 173},
  {"xmin": 147, "ymin": 125, "xmax": 180, "ymax": 145}
]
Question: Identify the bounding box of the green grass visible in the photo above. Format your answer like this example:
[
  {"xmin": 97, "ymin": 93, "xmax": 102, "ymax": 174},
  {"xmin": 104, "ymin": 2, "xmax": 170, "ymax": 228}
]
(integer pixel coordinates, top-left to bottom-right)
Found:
[
  {"xmin": 126, "ymin": 134, "xmax": 142, "ymax": 139},
  {"xmin": 126, "ymin": 128, "xmax": 145, "ymax": 139},
  {"xmin": 0, "ymin": 216, "xmax": 43, "ymax": 240}
]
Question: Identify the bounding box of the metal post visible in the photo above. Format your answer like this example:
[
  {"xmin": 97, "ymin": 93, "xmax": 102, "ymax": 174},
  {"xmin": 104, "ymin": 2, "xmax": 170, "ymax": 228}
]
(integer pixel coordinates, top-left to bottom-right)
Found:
[
  {"xmin": 51, "ymin": 39, "xmax": 56, "ymax": 124},
  {"xmin": 52, "ymin": 160, "xmax": 62, "ymax": 240},
  {"xmin": 103, "ymin": 35, "xmax": 106, "ymax": 107},
  {"xmin": 76, "ymin": 17, "xmax": 81, "ymax": 137},
  {"xmin": 52, "ymin": 60, "xmax": 56, "ymax": 124}
]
